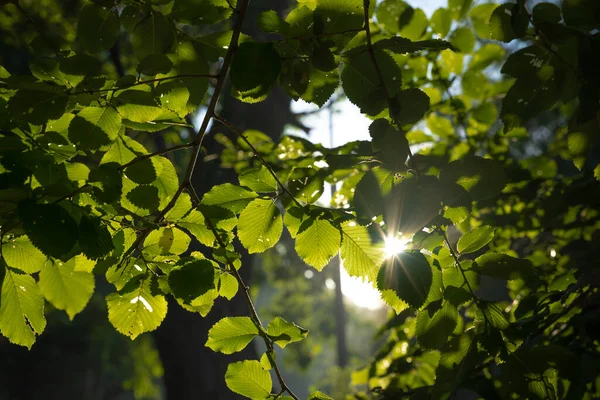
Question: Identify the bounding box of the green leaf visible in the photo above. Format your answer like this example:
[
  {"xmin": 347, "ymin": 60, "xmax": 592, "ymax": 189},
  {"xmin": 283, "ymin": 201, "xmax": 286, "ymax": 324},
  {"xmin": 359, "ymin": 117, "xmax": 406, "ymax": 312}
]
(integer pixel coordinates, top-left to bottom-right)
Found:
[
  {"xmin": 266, "ymin": 316, "xmax": 308, "ymax": 348},
  {"xmin": 0, "ymin": 268, "xmax": 46, "ymax": 349},
  {"xmin": 389, "ymin": 88, "xmax": 430, "ymax": 125},
  {"xmin": 218, "ymin": 272, "xmax": 239, "ymax": 300},
  {"xmin": 457, "ymin": 225, "xmax": 495, "ymax": 254},
  {"xmin": 126, "ymin": 185, "xmax": 160, "ymax": 212},
  {"xmin": 431, "ymin": 8, "xmax": 452, "ymax": 37},
  {"xmin": 125, "ymin": 158, "xmax": 157, "ymax": 185},
  {"xmin": 231, "ymin": 42, "xmax": 281, "ymax": 103},
  {"xmin": 116, "ymin": 90, "xmax": 163, "ymax": 123},
  {"xmin": 288, "ymin": 168, "xmax": 324, "ymax": 204},
  {"xmin": 258, "ymin": 10, "xmax": 289, "ymax": 34},
  {"xmin": 156, "ymin": 81, "xmax": 190, "ymax": 115},
  {"xmin": 416, "ymin": 301, "xmax": 458, "ymax": 349},
  {"xmin": 439, "ymin": 156, "xmax": 506, "ymax": 202},
  {"xmin": 77, "ymin": 3, "xmax": 120, "ymax": 52},
  {"xmin": 7, "ymin": 88, "xmax": 68, "ymax": 126},
  {"xmin": 295, "ymin": 218, "xmax": 340, "ymax": 271},
  {"xmin": 143, "ymin": 227, "xmax": 190, "ymax": 256},
  {"xmin": 489, "ymin": 2, "xmax": 528, "ymax": 42},
  {"xmin": 170, "ymin": 0, "xmax": 234, "ymax": 24},
  {"xmin": 18, "ymin": 202, "xmax": 78, "ymax": 259},
  {"xmin": 448, "ymin": 0, "xmax": 473, "ymax": 20},
  {"xmin": 206, "ymin": 316, "xmax": 259, "ymax": 354},
  {"xmin": 78, "ymin": 215, "xmax": 114, "ymax": 260},
  {"xmin": 68, "ymin": 106, "xmax": 122, "ymax": 151},
  {"xmin": 101, "ymin": 135, "xmax": 148, "ymax": 165},
  {"xmin": 340, "ymin": 221, "xmax": 384, "ymax": 281},
  {"xmin": 152, "ymin": 156, "xmax": 180, "ymax": 210},
  {"xmin": 164, "ymin": 192, "xmax": 193, "ymax": 221},
  {"xmin": 475, "ymin": 301, "xmax": 509, "ymax": 330},
  {"xmin": 469, "ymin": 3, "xmax": 497, "ymax": 38},
  {"xmin": 300, "ymin": 68, "xmax": 339, "ymax": 107},
  {"xmin": 314, "ymin": 0, "xmax": 363, "ymax": 34},
  {"xmin": 137, "ymin": 54, "xmax": 173, "ymax": 76},
  {"xmin": 427, "ymin": 113, "xmax": 454, "ymax": 137},
  {"xmin": 383, "ymin": 176, "xmax": 443, "ymax": 236},
  {"xmin": 450, "ymin": 27, "xmax": 475, "ymax": 53},
  {"xmin": 239, "ymin": 166, "xmax": 278, "ymax": 192},
  {"xmin": 469, "ymin": 43, "xmax": 505, "ymax": 70},
  {"xmin": 283, "ymin": 206, "xmax": 308, "ymax": 238},
  {"xmin": 2, "ymin": 235, "xmax": 47, "ymax": 273},
  {"xmin": 225, "ymin": 360, "xmax": 272, "ymax": 399},
  {"xmin": 131, "ymin": 12, "xmax": 175, "ymax": 58},
  {"xmin": 202, "ymin": 183, "xmax": 258, "ymax": 213},
  {"xmin": 474, "ymin": 252, "xmax": 535, "ymax": 281},
  {"xmin": 238, "ymin": 199, "xmax": 283, "ymax": 254},
  {"xmin": 260, "ymin": 351, "xmax": 274, "ymax": 370},
  {"xmin": 369, "ymin": 119, "xmax": 409, "ymax": 171},
  {"xmin": 311, "ymin": 41, "xmax": 337, "ymax": 72},
  {"xmin": 89, "ymin": 163, "xmax": 123, "ymax": 203},
  {"xmin": 38, "ymin": 259, "xmax": 94, "ymax": 320},
  {"xmin": 377, "ymin": 251, "xmax": 433, "ymax": 309},
  {"xmin": 309, "ymin": 391, "xmax": 334, "ymax": 400},
  {"xmin": 177, "ymin": 210, "xmax": 215, "ymax": 247},
  {"xmin": 168, "ymin": 260, "xmax": 215, "ymax": 304},
  {"xmin": 106, "ymin": 278, "xmax": 168, "ymax": 340},
  {"xmin": 368, "ymin": 37, "xmax": 454, "ymax": 54},
  {"xmin": 341, "ymin": 49, "xmax": 402, "ymax": 115}
]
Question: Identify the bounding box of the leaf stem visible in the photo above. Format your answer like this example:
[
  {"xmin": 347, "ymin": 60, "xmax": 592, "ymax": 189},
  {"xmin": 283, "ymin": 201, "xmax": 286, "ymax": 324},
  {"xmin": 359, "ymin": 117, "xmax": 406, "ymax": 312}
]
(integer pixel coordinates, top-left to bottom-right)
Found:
[
  {"xmin": 67, "ymin": 74, "xmax": 218, "ymax": 96},
  {"xmin": 200, "ymin": 208, "xmax": 299, "ymax": 400},
  {"xmin": 117, "ymin": 0, "xmax": 250, "ymax": 268},
  {"xmin": 212, "ymin": 114, "xmax": 303, "ymax": 207},
  {"xmin": 440, "ymin": 229, "xmax": 491, "ymax": 327},
  {"xmin": 118, "ymin": 142, "xmax": 196, "ymax": 171}
]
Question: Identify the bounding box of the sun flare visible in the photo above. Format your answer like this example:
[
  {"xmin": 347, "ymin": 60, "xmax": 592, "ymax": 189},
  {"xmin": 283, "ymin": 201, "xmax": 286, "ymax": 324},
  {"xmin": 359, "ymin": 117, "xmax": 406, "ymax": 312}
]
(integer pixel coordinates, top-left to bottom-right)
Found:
[{"xmin": 384, "ymin": 235, "xmax": 408, "ymax": 258}]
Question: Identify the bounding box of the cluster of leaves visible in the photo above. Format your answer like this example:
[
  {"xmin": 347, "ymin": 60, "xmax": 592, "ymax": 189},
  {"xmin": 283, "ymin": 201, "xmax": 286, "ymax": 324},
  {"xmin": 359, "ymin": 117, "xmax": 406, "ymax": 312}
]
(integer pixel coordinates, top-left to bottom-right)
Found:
[{"xmin": 0, "ymin": 0, "xmax": 599, "ymax": 399}]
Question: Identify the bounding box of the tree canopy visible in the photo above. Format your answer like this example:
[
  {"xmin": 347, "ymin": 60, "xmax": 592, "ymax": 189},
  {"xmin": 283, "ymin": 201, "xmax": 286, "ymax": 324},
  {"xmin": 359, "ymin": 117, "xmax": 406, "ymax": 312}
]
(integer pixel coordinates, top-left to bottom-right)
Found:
[{"xmin": 1, "ymin": 0, "xmax": 599, "ymax": 398}]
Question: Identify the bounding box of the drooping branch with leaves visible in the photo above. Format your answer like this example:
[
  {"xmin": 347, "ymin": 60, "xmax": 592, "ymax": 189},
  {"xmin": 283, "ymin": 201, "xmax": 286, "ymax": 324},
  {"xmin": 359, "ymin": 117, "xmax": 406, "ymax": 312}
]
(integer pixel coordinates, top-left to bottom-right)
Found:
[{"xmin": 1, "ymin": 0, "xmax": 599, "ymax": 399}]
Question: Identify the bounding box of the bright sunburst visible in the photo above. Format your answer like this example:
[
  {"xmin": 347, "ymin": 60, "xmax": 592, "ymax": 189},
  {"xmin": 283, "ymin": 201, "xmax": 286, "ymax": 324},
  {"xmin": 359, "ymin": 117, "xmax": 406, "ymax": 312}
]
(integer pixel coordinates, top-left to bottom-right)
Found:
[{"xmin": 384, "ymin": 235, "xmax": 408, "ymax": 258}]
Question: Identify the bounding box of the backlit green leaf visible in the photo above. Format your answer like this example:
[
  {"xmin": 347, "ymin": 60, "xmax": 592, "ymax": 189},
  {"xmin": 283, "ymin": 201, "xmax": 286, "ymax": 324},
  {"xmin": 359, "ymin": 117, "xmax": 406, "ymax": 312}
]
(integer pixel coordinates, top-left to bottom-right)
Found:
[
  {"xmin": 340, "ymin": 221, "xmax": 384, "ymax": 281},
  {"xmin": 0, "ymin": 268, "xmax": 46, "ymax": 349},
  {"xmin": 38, "ymin": 259, "xmax": 94, "ymax": 320},
  {"xmin": 457, "ymin": 225, "xmax": 495, "ymax": 254},
  {"xmin": 266, "ymin": 316, "xmax": 308, "ymax": 348},
  {"xmin": 238, "ymin": 198, "xmax": 283, "ymax": 254},
  {"xmin": 206, "ymin": 316, "xmax": 259, "ymax": 354},
  {"xmin": 106, "ymin": 278, "xmax": 168, "ymax": 340},
  {"xmin": 295, "ymin": 218, "xmax": 341, "ymax": 270},
  {"xmin": 225, "ymin": 360, "xmax": 272, "ymax": 399},
  {"xmin": 2, "ymin": 235, "xmax": 47, "ymax": 274}
]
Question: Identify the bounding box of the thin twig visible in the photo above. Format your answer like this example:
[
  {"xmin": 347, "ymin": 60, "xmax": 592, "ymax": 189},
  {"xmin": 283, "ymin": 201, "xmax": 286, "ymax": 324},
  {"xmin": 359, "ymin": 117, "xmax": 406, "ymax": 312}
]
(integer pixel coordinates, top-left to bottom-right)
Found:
[
  {"xmin": 117, "ymin": 0, "xmax": 250, "ymax": 271},
  {"xmin": 118, "ymin": 142, "xmax": 196, "ymax": 170},
  {"xmin": 362, "ymin": 0, "xmax": 389, "ymax": 100},
  {"xmin": 440, "ymin": 229, "xmax": 491, "ymax": 327},
  {"xmin": 212, "ymin": 114, "xmax": 303, "ymax": 207},
  {"xmin": 200, "ymin": 208, "xmax": 300, "ymax": 400},
  {"xmin": 277, "ymin": 27, "xmax": 364, "ymax": 42},
  {"xmin": 68, "ymin": 74, "xmax": 218, "ymax": 95}
]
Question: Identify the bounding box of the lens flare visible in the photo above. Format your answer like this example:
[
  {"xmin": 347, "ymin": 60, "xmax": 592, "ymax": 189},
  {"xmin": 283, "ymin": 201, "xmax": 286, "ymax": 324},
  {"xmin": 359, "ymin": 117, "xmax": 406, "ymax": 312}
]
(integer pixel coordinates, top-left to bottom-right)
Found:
[{"xmin": 384, "ymin": 236, "xmax": 408, "ymax": 258}]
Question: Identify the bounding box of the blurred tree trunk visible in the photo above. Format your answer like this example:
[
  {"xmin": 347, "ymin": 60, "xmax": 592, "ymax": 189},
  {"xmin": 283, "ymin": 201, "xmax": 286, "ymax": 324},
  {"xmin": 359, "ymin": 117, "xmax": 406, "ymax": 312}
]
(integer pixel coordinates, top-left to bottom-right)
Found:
[{"xmin": 152, "ymin": 1, "xmax": 293, "ymax": 398}]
